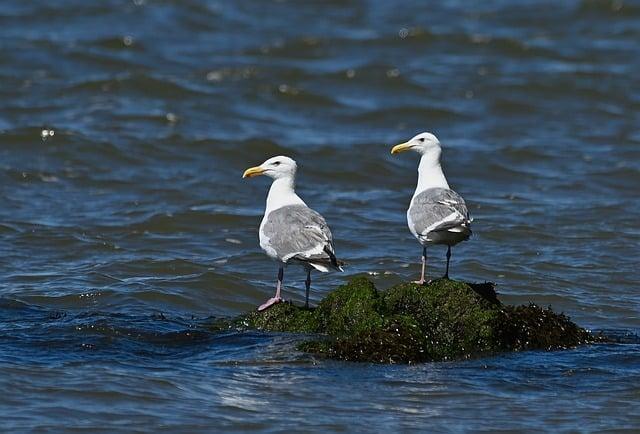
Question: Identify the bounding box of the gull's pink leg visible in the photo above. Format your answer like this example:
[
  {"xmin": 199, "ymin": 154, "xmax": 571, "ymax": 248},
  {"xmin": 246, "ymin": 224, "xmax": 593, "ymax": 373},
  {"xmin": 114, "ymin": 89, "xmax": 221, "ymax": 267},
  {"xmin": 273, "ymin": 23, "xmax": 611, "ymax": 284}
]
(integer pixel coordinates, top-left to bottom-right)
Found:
[
  {"xmin": 413, "ymin": 247, "xmax": 427, "ymax": 285},
  {"xmin": 258, "ymin": 266, "xmax": 284, "ymax": 311}
]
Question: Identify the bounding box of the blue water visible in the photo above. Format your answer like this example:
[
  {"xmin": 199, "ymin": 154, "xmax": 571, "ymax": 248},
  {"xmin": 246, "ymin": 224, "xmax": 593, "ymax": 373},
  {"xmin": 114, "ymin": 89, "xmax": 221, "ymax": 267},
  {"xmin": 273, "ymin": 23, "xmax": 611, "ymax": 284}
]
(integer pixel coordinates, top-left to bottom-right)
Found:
[{"xmin": 1, "ymin": 0, "xmax": 639, "ymax": 432}]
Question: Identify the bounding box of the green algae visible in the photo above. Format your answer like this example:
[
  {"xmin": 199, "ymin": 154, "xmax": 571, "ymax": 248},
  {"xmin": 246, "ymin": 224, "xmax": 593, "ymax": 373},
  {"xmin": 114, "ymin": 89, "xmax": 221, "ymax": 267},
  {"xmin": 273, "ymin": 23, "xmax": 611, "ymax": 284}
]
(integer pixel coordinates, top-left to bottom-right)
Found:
[
  {"xmin": 237, "ymin": 301, "xmax": 319, "ymax": 333},
  {"xmin": 315, "ymin": 277, "xmax": 385, "ymax": 336},
  {"xmin": 217, "ymin": 276, "xmax": 598, "ymax": 364}
]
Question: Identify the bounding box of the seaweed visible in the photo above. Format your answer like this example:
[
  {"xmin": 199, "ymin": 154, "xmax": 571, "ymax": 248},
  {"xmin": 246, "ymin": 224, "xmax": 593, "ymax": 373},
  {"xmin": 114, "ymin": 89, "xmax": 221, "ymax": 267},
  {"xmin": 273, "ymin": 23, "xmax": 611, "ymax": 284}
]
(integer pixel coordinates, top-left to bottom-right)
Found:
[{"xmin": 211, "ymin": 277, "xmax": 600, "ymax": 363}]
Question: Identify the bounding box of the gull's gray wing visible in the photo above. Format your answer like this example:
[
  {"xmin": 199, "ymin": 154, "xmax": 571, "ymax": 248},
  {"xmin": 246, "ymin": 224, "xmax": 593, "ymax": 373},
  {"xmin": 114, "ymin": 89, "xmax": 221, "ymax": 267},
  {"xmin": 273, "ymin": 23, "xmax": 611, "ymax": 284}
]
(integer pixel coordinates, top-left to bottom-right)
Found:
[
  {"xmin": 409, "ymin": 187, "xmax": 471, "ymax": 239},
  {"xmin": 261, "ymin": 205, "xmax": 340, "ymax": 269}
]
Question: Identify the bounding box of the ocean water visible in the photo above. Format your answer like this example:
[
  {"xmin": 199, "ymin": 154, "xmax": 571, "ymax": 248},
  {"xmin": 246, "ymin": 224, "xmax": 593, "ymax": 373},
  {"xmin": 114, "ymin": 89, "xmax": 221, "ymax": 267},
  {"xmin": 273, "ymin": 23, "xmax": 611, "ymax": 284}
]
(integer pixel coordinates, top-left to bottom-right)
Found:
[{"xmin": 1, "ymin": 0, "xmax": 639, "ymax": 432}]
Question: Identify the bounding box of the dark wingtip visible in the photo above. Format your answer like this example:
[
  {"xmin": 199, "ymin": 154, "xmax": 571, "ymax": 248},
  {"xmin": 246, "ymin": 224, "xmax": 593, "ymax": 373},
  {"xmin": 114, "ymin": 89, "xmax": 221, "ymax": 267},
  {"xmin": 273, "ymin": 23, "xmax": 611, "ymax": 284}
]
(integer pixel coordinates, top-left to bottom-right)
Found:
[{"xmin": 323, "ymin": 245, "xmax": 342, "ymax": 270}]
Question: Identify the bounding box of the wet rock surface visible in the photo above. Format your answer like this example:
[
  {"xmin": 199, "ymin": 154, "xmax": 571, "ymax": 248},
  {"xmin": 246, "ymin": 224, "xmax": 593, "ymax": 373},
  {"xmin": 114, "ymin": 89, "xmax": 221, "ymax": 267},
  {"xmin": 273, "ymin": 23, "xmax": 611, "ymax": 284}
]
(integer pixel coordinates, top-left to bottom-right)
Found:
[{"xmin": 215, "ymin": 277, "xmax": 600, "ymax": 364}]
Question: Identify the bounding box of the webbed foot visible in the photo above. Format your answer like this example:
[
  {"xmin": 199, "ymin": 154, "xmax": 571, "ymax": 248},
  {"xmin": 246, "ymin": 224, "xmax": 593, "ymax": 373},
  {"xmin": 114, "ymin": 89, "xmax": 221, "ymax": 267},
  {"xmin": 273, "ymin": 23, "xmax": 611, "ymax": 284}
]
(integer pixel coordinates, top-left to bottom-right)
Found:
[{"xmin": 258, "ymin": 297, "xmax": 284, "ymax": 311}]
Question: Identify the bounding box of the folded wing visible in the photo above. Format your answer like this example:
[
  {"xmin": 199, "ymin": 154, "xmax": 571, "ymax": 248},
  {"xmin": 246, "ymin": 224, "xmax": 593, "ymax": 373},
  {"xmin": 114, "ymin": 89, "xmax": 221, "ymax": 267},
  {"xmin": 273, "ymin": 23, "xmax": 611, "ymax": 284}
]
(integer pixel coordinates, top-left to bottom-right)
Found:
[
  {"xmin": 261, "ymin": 205, "xmax": 342, "ymax": 272},
  {"xmin": 408, "ymin": 187, "xmax": 472, "ymax": 244}
]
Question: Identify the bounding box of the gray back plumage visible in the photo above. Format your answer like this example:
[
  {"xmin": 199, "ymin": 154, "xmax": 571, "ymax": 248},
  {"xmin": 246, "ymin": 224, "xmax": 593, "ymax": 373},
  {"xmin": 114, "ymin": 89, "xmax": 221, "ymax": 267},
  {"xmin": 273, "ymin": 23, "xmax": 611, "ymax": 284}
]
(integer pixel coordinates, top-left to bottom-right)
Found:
[
  {"xmin": 409, "ymin": 187, "xmax": 471, "ymax": 236},
  {"xmin": 262, "ymin": 205, "xmax": 336, "ymax": 263}
]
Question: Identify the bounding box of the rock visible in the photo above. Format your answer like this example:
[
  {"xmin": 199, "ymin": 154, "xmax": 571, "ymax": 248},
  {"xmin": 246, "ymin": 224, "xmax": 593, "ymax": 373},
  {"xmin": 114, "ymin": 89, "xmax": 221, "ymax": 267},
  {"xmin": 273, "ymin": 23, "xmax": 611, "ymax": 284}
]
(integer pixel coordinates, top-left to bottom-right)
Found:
[{"xmin": 214, "ymin": 277, "xmax": 599, "ymax": 364}]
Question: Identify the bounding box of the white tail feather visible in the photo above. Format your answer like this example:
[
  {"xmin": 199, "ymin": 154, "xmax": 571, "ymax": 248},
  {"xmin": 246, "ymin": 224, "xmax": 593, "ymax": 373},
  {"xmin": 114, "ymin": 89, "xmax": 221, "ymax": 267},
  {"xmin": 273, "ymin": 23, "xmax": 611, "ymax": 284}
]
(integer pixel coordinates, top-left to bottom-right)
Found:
[{"xmin": 309, "ymin": 262, "xmax": 330, "ymax": 272}]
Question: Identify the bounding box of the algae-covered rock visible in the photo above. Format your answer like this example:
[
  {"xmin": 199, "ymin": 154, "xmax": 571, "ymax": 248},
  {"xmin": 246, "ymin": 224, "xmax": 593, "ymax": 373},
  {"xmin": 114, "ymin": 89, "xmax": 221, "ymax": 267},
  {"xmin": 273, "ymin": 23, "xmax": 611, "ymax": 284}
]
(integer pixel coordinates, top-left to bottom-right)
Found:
[
  {"xmin": 217, "ymin": 277, "xmax": 597, "ymax": 363},
  {"xmin": 237, "ymin": 301, "xmax": 319, "ymax": 333}
]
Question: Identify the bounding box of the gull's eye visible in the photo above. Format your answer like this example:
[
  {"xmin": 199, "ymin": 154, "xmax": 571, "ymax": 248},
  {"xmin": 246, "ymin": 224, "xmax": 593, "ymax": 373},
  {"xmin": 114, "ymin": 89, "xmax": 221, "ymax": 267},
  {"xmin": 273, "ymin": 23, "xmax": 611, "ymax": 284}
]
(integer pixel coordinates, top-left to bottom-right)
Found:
[
  {"xmin": 419, "ymin": 138, "xmax": 425, "ymax": 142},
  {"xmin": 273, "ymin": 161, "xmax": 281, "ymax": 166}
]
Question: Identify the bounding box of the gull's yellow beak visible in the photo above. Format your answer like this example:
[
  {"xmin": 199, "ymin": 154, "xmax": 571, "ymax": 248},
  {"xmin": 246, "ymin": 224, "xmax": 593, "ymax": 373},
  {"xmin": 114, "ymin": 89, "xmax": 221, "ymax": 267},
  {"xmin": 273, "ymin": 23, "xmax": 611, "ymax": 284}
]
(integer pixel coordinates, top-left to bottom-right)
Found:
[
  {"xmin": 242, "ymin": 166, "xmax": 265, "ymax": 178},
  {"xmin": 390, "ymin": 142, "xmax": 413, "ymax": 155}
]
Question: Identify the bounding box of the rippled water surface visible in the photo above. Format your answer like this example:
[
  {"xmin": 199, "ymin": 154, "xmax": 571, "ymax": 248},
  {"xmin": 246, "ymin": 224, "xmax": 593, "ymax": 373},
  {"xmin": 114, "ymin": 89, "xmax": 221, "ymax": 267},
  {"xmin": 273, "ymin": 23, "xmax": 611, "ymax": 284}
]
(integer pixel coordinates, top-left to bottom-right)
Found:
[{"xmin": 1, "ymin": 0, "xmax": 639, "ymax": 432}]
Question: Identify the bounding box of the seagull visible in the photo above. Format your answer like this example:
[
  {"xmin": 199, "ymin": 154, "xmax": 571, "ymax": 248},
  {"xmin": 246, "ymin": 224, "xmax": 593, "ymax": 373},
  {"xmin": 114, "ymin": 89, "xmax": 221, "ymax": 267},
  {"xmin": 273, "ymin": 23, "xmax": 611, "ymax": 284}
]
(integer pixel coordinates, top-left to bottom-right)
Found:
[
  {"xmin": 391, "ymin": 132, "xmax": 472, "ymax": 284},
  {"xmin": 243, "ymin": 156, "xmax": 343, "ymax": 311}
]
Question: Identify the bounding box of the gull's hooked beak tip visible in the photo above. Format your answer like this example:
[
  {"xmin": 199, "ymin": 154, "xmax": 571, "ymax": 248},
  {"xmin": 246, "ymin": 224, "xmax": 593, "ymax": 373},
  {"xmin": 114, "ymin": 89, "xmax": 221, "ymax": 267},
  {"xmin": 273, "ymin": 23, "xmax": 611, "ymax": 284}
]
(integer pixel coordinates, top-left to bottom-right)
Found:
[
  {"xmin": 391, "ymin": 142, "xmax": 412, "ymax": 155},
  {"xmin": 242, "ymin": 166, "xmax": 265, "ymax": 179}
]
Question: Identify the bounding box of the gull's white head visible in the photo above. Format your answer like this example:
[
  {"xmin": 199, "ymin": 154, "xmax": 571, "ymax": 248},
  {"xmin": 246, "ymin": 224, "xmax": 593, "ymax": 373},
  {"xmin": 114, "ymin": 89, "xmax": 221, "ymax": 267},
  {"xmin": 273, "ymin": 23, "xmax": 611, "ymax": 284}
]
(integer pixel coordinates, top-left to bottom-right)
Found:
[
  {"xmin": 242, "ymin": 155, "xmax": 297, "ymax": 180},
  {"xmin": 390, "ymin": 132, "xmax": 441, "ymax": 156}
]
